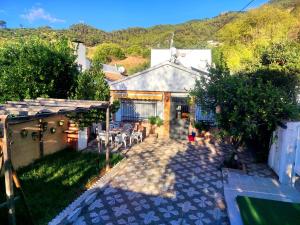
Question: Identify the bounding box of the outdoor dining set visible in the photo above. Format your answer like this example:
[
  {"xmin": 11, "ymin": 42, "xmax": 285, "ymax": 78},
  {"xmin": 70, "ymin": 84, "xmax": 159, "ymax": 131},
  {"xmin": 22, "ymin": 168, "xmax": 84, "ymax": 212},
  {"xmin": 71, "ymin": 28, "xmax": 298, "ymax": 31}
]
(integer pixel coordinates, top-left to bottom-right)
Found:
[{"xmin": 96, "ymin": 121, "xmax": 143, "ymax": 149}]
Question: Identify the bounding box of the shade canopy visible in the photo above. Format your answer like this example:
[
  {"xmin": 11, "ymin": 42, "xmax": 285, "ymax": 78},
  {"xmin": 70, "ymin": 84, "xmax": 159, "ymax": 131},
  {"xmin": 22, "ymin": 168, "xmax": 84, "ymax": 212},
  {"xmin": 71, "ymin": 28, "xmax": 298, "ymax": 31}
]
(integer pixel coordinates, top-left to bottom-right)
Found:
[{"xmin": 0, "ymin": 98, "xmax": 110, "ymax": 123}]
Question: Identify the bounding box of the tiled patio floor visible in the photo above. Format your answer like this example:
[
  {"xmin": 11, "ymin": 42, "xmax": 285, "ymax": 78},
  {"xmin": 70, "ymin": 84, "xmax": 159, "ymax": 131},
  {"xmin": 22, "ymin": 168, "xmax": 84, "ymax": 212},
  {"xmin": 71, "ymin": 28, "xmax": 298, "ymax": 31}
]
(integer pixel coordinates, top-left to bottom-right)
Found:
[{"xmin": 50, "ymin": 139, "xmax": 232, "ymax": 225}]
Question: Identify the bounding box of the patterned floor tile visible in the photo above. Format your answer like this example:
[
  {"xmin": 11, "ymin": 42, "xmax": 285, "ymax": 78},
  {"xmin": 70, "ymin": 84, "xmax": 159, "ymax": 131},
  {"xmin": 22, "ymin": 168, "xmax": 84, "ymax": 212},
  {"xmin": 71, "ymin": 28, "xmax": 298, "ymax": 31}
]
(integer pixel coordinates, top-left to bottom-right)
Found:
[{"xmin": 51, "ymin": 139, "xmax": 231, "ymax": 225}]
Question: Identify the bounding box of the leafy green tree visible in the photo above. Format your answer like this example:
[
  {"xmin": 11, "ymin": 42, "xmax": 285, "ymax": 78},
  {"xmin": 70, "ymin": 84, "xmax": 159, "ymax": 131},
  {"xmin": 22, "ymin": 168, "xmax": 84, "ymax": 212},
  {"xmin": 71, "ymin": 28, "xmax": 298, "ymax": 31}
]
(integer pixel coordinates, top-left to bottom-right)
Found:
[
  {"xmin": 191, "ymin": 54, "xmax": 299, "ymax": 160},
  {"xmin": 0, "ymin": 37, "xmax": 78, "ymax": 102},
  {"xmin": 126, "ymin": 45, "xmax": 150, "ymax": 57},
  {"xmin": 74, "ymin": 64, "xmax": 109, "ymax": 101},
  {"xmin": 93, "ymin": 43, "xmax": 126, "ymax": 64},
  {"xmin": 217, "ymin": 5, "xmax": 297, "ymax": 71}
]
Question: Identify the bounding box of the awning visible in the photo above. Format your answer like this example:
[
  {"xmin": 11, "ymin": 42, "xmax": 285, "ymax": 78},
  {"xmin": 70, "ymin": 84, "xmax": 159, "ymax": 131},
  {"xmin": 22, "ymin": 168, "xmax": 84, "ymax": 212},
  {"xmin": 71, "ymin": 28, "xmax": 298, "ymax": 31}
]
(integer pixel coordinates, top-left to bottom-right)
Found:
[{"xmin": 112, "ymin": 92, "xmax": 163, "ymax": 101}]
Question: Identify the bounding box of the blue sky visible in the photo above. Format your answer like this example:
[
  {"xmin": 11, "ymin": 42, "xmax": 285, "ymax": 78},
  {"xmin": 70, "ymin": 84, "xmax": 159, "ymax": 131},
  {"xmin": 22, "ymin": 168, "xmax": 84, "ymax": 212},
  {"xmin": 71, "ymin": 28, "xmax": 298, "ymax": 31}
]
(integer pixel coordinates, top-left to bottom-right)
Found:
[{"xmin": 0, "ymin": 0, "xmax": 269, "ymax": 31}]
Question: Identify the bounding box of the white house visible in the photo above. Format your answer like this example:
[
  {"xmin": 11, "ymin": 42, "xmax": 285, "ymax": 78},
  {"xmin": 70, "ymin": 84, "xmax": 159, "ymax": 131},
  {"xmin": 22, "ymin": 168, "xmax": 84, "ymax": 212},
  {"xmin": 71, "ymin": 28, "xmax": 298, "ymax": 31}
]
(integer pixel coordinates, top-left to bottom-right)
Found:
[
  {"xmin": 110, "ymin": 48, "xmax": 213, "ymax": 137},
  {"xmin": 151, "ymin": 48, "xmax": 212, "ymax": 72}
]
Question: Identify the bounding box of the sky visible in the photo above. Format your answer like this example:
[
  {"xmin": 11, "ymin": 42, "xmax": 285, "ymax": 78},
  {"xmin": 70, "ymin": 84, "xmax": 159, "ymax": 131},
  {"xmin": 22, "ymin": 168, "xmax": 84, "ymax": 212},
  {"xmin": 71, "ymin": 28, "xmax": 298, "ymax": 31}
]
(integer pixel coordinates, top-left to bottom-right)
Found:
[{"xmin": 0, "ymin": 0, "xmax": 269, "ymax": 31}]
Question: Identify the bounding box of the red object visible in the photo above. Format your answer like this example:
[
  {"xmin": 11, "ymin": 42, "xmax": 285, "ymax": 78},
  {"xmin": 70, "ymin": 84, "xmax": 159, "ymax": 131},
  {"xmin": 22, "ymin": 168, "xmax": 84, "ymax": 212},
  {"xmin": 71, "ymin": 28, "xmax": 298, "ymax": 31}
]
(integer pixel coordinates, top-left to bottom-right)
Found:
[{"xmin": 188, "ymin": 135, "xmax": 195, "ymax": 142}]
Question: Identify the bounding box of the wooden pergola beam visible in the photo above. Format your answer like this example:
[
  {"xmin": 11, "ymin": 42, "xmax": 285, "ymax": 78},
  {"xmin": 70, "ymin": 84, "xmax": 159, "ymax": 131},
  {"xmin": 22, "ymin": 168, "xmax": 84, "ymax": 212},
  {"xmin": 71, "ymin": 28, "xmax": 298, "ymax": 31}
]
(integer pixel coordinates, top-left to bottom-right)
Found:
[
  {"xmin": 0, "ymin": 115, "xmax": 16, "ymax": 225},
  {"xmin": 105, "ymin": 106, "xmax": 110, "ymax": 171}
]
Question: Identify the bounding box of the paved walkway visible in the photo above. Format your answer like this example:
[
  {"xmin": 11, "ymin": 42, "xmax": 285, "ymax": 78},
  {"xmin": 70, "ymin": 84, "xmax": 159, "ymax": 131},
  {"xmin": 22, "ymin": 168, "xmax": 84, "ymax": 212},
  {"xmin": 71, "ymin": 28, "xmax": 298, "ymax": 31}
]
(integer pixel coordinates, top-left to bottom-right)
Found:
[{"xmin": 50, "ymin": 139, "xmax": 231, "ymax": 225}]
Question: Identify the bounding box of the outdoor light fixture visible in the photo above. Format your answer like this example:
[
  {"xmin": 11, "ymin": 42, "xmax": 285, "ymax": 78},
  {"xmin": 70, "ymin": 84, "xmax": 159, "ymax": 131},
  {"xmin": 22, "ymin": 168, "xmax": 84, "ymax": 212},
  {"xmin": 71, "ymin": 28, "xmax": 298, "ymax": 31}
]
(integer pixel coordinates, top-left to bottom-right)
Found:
[
  {"xmin": 58, "ymin": 120, "xmax": 64, "ymax": 126},
  {"xmin": 50, "ymin": 127, "xmax": 56, "ymax": 134},
  {"xmin": 20, "ymin": 129, "xmax": 28, "ymax": 138},
  {"xmin": 31, "ymin": 132, "xmax": 38, "ymax": 141}
]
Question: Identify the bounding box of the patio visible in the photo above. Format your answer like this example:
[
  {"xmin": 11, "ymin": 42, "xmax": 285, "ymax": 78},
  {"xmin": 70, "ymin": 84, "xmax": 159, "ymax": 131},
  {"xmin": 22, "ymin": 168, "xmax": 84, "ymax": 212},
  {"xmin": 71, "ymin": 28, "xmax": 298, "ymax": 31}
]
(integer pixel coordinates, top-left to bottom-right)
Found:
[{"xmin": 50, "ymin": 139, "xmax": 231, "ymax": 225}]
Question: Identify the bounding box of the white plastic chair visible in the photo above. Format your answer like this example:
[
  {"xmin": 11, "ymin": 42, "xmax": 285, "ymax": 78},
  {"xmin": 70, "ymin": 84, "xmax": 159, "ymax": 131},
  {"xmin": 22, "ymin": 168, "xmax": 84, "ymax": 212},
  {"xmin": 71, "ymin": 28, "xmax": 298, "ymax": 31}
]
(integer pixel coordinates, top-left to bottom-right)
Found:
[
  {"xmin": 130, "ymin": 131, "xmax": 143, "ymax": 146},
  {"xmin": 123, "ymin": 123, "xmax": 133, "ymax": 132},
  {"xmin": 115, "ymin": 132, "xmax": 129, "ymax": 148},
  {"xmin": 97, "ymin": 131, "xmax": 113, "ymax": 146}
]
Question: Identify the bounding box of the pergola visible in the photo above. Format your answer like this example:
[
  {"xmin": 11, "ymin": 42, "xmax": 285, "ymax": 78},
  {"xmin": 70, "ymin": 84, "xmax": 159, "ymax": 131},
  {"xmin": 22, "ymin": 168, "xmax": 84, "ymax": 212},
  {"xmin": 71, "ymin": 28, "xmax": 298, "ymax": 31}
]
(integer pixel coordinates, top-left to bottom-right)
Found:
[{"xmin": 0, "ymin": 98, "xmax": 111, "ymax": 225}]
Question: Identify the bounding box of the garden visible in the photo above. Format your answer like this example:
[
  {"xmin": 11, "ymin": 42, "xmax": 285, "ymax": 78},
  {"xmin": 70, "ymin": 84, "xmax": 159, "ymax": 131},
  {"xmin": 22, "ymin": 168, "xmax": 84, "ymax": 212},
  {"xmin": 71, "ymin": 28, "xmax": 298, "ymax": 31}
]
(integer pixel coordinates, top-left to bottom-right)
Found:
[{"xmin": 0, "ymin": 149, "xmax": 123, "ymax": 225}]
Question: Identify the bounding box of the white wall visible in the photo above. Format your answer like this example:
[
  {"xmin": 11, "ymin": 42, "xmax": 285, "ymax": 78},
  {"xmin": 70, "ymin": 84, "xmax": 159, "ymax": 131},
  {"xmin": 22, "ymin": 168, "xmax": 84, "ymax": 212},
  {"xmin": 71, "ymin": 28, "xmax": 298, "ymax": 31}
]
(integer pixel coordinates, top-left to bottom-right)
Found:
[
  {"xmin": 75, "ymin": 43, "xmax": 91, "ymax": 72},
  {"xmin": 151, "ymin": 49, "xmax": 212, "ymax": 72},
  {"xmin": 268, "ymin": 122, "xmax": 300, "ymax": 185}
]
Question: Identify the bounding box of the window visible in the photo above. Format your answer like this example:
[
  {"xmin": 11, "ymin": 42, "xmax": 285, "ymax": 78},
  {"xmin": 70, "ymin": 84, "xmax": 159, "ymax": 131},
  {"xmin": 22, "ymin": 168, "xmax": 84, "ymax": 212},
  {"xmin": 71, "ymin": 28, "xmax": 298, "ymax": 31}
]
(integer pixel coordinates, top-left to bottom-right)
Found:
[{"xmin": 121, "ymin": 100, "xmax": 157, "ymax": 121}]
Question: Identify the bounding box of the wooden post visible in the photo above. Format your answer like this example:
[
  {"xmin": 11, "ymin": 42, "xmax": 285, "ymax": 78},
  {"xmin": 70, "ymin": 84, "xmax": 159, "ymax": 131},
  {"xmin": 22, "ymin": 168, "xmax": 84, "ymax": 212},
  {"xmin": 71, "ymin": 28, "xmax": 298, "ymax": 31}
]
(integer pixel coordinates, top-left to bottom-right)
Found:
[
  {"xmin": 0, "ymin": 115, "xmax": 16, "ymax": 225},
  {"xmin": 163, "ymin": 92, "xmax": 171, "ymax": 138},
  {"xmin": 105, "ymin": 106, "xmax": 110, "ymax": 171},
  {"xmin": 38, "ymin": 119, "xmax": 44, "ymax": 158}
]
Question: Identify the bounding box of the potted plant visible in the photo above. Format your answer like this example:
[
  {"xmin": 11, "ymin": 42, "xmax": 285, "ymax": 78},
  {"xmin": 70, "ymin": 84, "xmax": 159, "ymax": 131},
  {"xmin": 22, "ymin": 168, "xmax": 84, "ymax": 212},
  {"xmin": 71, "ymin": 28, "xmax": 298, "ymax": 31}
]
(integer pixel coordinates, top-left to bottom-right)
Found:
[
  {"xmin": 194, "ymin": 121, "xmax": 214, "ymax": 144},
  {"xmin": 148, "ymin": 116, "xmax": 163, "ymax": 138}
]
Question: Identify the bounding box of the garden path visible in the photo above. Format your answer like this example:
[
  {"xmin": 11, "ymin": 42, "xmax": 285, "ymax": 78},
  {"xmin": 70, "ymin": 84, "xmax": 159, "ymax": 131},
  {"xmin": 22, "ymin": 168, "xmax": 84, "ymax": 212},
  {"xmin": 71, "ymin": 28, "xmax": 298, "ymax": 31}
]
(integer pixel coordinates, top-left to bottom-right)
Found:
[{"xmin": 50, "ymin": 139, "xmax": 232, "ymax": 225}]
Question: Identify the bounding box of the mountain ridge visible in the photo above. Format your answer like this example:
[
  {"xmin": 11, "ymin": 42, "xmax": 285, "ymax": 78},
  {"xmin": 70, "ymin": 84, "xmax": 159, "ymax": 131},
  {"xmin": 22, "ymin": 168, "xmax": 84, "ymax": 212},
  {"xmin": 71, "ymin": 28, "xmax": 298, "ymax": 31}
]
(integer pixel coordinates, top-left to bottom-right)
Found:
[{"xmin": 0, "ymin": 0, "xmax": 298, "ymax": 51}]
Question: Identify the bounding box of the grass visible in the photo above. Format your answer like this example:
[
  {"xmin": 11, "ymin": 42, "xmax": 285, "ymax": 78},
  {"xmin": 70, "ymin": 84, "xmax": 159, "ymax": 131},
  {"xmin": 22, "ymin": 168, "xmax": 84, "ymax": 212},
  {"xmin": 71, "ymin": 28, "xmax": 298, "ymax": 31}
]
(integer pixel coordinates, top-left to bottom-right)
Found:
[
  {"xmin": 237, "ymin": 196, "xmax": 300, "ymax": 225},
  {"xmin": 0, "ymin": 149, "xmax": 123, "ymax": 225}
]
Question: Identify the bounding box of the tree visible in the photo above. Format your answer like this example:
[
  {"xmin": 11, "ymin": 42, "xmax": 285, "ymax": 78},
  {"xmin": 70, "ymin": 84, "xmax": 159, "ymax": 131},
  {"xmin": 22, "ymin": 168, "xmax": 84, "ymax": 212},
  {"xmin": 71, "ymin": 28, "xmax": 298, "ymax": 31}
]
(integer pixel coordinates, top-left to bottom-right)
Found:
[
  {"xmin": 0, "ymin": 37, "xmax": 78, "ymax": 102},
  {"xmin": 217, "ymin": 5, "xmax": 297, "ymax": 72},
  {"xmin": 74, "ymin": 63, "xmax": 109, "ymax": 101},
  {"xmin": 92, "ymin": 43, "xmax": 126, "ymax": 64},
  {"xmin": 191, "ymin": 54, "xmax": 299, "ymax": 161},
  {"xmin": 0, "ymin": 20, "xmax": 6, "ymax": 29}
]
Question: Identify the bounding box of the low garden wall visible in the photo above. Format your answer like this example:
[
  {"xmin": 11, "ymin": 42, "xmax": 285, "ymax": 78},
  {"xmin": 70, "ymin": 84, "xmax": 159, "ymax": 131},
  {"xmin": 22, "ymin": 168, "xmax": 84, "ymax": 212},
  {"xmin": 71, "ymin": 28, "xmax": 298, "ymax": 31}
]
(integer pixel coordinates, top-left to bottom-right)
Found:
[{"xmin": 4, "ymin": 114, "xmax": 69, "ymax": 169}]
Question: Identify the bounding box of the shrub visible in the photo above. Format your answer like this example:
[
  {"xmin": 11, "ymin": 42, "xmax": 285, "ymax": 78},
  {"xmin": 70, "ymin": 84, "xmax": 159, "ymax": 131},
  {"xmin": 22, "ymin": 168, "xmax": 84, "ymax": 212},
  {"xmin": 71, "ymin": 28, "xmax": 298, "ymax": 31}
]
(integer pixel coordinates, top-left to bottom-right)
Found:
[
  {"xmin": 191, "ymin": 54, "xmax": 299, "ymax": 161},
  {"xmin": 0, "ymin": 37, "xmax": 78, "ymax": 102},
  {"xmin": 148, "ymin": 116, "xmax": 163, "ymax": 126},
  {"xmin": 74, "ymin": 64, "xmax": 109, "ymax": 101},
  {"xmin": 93, "ymin": 43, "xmax": 126, "ymax": 64},
  {"xmin": 194, "ymin": 121, "xmax": 211, "ymax": 132}
]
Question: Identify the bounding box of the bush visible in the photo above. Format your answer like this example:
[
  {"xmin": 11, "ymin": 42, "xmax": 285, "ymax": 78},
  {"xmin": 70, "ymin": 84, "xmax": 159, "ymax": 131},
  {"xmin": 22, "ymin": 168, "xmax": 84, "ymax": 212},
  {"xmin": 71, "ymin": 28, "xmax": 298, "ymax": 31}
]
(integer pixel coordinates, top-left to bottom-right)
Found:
[
  {"xmin": 191, "ymin": 54, "xmax": 299, "ymax": 161},
  {"xmin": 126, "ymin": 45, "xmax": 150, "ymax": 58},
  {"xmin": 148, "ymin": 116, "xmax": 163, "ymax": 127},
  {"xmin": 194, "ymin": 121, "xmax": 211, "ymax": 132},
  {"xmin": 0, "ymin": 37, "xmax": 78, "ymax": 102},
  {"xmin": 92, "ymin": 43, "xmax": 126, "ymax": 64},
  {"xmin": 74, "ymin": 64, "xmax": 109, "ymax": 101}
]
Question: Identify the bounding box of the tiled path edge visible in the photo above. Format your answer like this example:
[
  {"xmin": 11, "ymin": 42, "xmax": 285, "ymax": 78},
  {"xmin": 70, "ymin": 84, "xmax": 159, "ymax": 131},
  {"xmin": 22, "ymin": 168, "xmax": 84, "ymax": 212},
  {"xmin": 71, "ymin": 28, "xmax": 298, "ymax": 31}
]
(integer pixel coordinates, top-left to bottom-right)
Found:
[{"xmin": 49, "ymin": 157, "xmax": 128, "ymax": 225}]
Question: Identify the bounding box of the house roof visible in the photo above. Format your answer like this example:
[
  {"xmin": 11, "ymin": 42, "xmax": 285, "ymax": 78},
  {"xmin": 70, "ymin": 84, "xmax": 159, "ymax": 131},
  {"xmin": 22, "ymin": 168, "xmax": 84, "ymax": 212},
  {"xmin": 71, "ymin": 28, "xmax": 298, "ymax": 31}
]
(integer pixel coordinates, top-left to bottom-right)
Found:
[
  {"xmin": 104, "ymin": 72, "xmax": 125, "ymax": 82},
  {"xmin": 110, "ymin": 61, "xmax": 208, "ymax": 93},
  {"xmin": 0, "ymin": 98, "xmax": 110, "ymax": 123},
  {"xmin": 110, "ymin": 61, "xmax": 207, "ymax": 86}
]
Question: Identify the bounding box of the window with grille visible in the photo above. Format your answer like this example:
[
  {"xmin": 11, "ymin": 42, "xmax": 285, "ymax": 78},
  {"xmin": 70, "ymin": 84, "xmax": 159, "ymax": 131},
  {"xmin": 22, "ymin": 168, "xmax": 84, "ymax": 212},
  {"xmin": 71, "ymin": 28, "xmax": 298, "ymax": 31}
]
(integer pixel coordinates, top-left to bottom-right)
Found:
[{"xmin": 121, "ymin": 100, "xmax": 157, "ymax": 121}]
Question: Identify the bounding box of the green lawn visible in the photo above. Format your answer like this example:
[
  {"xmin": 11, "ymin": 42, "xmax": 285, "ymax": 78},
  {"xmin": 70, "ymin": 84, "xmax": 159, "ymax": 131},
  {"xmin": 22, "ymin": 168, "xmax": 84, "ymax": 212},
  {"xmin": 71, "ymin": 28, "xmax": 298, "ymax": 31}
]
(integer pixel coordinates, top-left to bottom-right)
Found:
[
  {"xmin": 0, "ymin": 149, "xmax": 123, "ymax": 225},
  {"xmin": 237, "ymin": 196, "xmax": 300, "ymax": 225}
]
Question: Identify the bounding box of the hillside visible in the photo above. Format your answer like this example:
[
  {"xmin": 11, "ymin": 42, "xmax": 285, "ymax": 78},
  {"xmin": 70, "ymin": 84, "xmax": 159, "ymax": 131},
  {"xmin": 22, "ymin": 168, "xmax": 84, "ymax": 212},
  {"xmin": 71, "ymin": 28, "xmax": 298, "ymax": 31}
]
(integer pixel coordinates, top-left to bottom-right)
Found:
[
  {"xmin": 0, "ymin": 0, "xmax": 299, "ymax": 72},
  {"xmin": 0, "ymin": 1, "xmax": 298, "ymax": 49},
  {"xmin": 0, "ymin": 12, "xmax": 238, "ymax": 49}
]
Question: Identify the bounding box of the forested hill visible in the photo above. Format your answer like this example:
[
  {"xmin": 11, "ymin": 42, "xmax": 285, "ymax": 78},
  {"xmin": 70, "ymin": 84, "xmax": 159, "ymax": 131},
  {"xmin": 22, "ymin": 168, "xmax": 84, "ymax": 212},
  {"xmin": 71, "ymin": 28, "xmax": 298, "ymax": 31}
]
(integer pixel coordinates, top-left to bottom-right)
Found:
[
  {"xmin": 269, "ymin": 0, "xmax": 300, "ymax": 7},
  {"xmin": 0, "ymin": 12, "xmax": 238, "ymax": 49},
  {"xmin": 0, "ymin": 0, "xmax": 299, "ymax": 72},
  {"xmin": 0, "ymin": 0, "xmax": 298, "ymax": 49}
]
